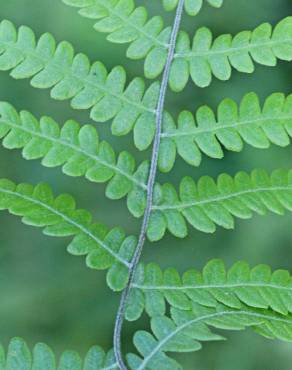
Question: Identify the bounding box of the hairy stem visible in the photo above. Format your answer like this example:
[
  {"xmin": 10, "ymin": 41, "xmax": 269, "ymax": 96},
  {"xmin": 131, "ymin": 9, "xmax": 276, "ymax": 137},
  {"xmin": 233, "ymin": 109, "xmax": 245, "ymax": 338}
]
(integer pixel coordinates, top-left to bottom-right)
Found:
[{"xmin": 113, "ymin": 1, "xmax": 185, "ymax": 369}]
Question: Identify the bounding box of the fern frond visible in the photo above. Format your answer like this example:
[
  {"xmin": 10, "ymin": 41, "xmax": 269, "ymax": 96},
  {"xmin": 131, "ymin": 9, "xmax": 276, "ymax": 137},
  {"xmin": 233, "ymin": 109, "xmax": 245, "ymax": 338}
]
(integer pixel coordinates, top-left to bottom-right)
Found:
[
  {"xmin": 3, "ymin": 89, "xmax": 292, "ymax": 177},
  {"xmin": 0, "ymin": 102, "xmax": 148, "ymax": 217},
  {"xmin": 126, "ymin": 259, "xmax": 292, "ymax": 321},
  {"xmin": 61, "ymin": 0, "xmax": 172, "ymax": 80},
  {"xmin": 6, "ymin": 102, "xmax": 292, "ymax": 235},
  {"xmin": 127, "ymin": 303, "xmax": 292, "ymax": 370},
  {"xmin": 163, "ymin": 0, "xmax": 224, "ymax": 15},
  {"xmin": 59, "ymin": 6, "xmax": 292, "ymax": 90},
  {"xmin": 148, "ymin": 169, "xmax": 292, "ymax": 241},
  {"xmin": 0, "ymin": 337, "xmax": 118, "ymax": 370},
  {"xmin": 170, "ymin": 17, "xmax": 292, "ymax": 90},
  {"xmin": 0, "ymin": 19, "xmax": 160, "ymax": 150},
  {"xmin": 159, "ymin": 92, "xmax": 292, "ymax": 172},
  {"xmin": 3, "ymin": 17, "xmax": 291, "ymax": 157},
  {"xmin": 0, "ymin": 178, "xmax": 135, "ymax": 291},
  {"xmin": 4, "ymin": 308, "xmax": 291, "ymax": 370}
]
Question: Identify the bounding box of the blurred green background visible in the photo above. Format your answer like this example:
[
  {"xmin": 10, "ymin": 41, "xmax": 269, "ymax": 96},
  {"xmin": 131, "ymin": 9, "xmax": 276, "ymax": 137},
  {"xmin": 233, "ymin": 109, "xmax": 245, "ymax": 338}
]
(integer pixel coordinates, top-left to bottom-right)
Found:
[{"xmin": 0, "ymin": 1, "xmax": 292, "ymax": 369}]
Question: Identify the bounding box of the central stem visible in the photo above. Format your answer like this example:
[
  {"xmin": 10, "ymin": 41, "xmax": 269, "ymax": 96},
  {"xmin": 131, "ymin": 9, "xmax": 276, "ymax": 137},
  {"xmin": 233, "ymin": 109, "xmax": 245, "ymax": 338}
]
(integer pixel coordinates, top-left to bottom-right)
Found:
[{"xmin": 113, "ymin": 2, "xmax": 185, "ymax": 368}]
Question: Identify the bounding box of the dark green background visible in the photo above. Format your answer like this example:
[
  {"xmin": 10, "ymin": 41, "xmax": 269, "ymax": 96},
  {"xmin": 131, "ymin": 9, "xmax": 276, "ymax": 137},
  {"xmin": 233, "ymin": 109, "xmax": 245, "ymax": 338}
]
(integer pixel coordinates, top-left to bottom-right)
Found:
[{"xmin": 0, "ymin": 1, "xmax": 292, "ymax": 369}]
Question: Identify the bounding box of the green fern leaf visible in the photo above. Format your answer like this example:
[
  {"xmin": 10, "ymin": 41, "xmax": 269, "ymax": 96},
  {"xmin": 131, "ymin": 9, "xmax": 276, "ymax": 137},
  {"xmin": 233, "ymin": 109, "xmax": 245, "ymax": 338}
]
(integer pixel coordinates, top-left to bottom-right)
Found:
[
  {"xmin": 61, "ymin": 0, "xmax": 172, "ymax": 80},
  {"xmin": 148, "ymin": 169, "xmax": 292, "ymax": 241},
  {"xmin": 170, "ymin": 17, "xmax": 292, "ymax": 91},
  {"xmin": 3, "ymin": 307, "xmax": 291, "ymax": 370},
  {"xmin": 6, "ymin": 105, "xmax": 292, "ymax": 237},
  {"xmin": 0, "ymin": 19, "xmax": 160, "ymax": 150},
  {"xmin": 3, "ymin": 18, "xmax": 291, "ymax": 156},
  {"xmin": 2, "ymin": 92, "xmax": 292, "ymax": 177},
  {"xmin": 1, "ymin": 3, "xmax": 292, "ymax": 368},
  {"xmin": 163, "ymin": 0, "xmax": 224, "ymax": 15},
  {"xmin": 60, "ymin": 5, "xmax": 292, "ymax": 89},
  {"xmin": 159, "ymin": 92, "xmax": 292, "ymax": 172},
  {"xmin": 0, "ymin": 178, "xmax": 135, "ymax": 291},
  {"xmin": 127, "ymin": 304, "xmax": 292, "ymax": 370},
  {"xmin": 127, "ymin": 259, "xmax": 292, "ymax": 321},
  {"xmin": 0, "ymin": 337, "xmax": 118, "ymax": 370},
  {"xmin": 0, "ymin": 102, "xmax": 148, "ymax": 217}
]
